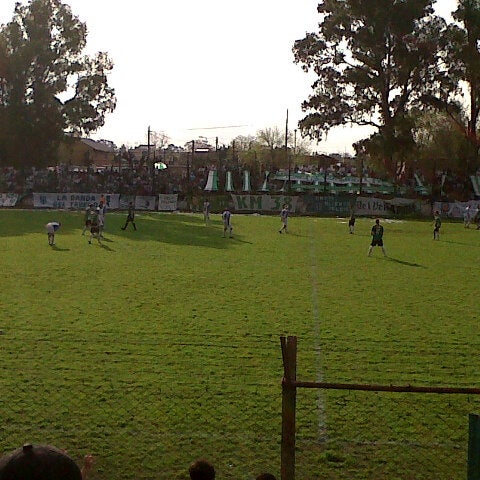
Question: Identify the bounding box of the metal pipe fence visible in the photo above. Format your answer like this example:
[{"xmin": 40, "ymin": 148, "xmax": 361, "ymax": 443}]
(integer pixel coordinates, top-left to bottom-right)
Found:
[{"xmin": 281, "ymin": 335, "xmax": 480, "ymax": 480}]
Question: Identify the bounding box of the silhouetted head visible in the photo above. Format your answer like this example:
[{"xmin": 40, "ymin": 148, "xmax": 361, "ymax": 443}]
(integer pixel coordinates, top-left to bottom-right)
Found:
[
  {"xmin": 189, "ymin": 459, "xmax": 215, "ymax": 480},
  {"xmin": 0, "ymin": 444, "xmax": 82, "ymax": 480}
]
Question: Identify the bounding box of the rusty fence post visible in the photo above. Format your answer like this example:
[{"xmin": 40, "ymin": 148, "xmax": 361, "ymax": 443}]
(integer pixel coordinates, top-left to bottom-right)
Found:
[
  {"xmin": 468, "ymin": 414, "xmax": 480, "ymax": 480},
  {"xmin": 281, "ymin": 335, "xmax": 297, "ymax": 480}
]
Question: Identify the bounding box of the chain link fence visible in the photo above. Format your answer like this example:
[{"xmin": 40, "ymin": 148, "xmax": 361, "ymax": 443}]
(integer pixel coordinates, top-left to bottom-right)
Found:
[
  {"xmin": 294, "ymin": 388, "xmax": 480, "ymax": 479},
  {"xmin": 282, "ymin": 336, "xmax": 480, "ymax": 480},
  {"xmin": 0, "ymin": 329, "xmax": 283, "ymax": 480}
]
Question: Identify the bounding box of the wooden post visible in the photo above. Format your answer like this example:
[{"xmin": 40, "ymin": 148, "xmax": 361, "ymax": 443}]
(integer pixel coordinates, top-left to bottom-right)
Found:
[
  {"xmin": 281, "ymin": 336, "xmax": 297, "ymax": 480},
  {"xmin": 468, "ymin": 414, "xmax": 480, "ymax": 480}
]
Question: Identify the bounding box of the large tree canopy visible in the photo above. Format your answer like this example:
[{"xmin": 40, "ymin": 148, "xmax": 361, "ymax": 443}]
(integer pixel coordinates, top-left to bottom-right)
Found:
[
  {"xmin": 436, "ymin": 0, "xmax": 480, "ymax": 172},
  {"xmin": 293, "ymin": 0, "xmax": 447, "ymax": 178},
  {"xmin": 0, "ymin": 0, "xmax": 116, "ymax": 168}
]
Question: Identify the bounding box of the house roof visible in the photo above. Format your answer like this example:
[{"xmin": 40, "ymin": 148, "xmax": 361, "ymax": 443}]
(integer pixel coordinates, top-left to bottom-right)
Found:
[{"xmin": 81, "ymin": 138, "xmax": 114, "ymax": 153}]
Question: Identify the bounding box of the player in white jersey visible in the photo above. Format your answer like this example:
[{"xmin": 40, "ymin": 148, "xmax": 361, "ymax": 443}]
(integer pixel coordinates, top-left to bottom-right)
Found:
[
  {"xmin": 97, "ymin": 201, "xmax": 106, "ymax": 237},
  {"xmin": 279, "ymin": 204, "xmax": 289, "ymax": 233},
  {"xmin": 45, "ymin": 222, "xmax": 61, "ymax": 246},
  {"xmin": 203, "ymin": 199, "xmax": 211, "ymax": 225},
  {"xmin": 464, "ymin": 206, "xmax": 471, "ymax": 228},
  {"xmin": 222, "ymin": 208, "xmax": 233, "ymax": 238}
]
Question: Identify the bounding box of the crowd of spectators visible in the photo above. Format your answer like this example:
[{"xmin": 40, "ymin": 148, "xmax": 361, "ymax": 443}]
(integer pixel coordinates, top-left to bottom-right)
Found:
[
  {"xmin": 0, "ymin": 166, "xmax": 183, "ymax": 196},
  {"xmin": 0, "ymin": 165, "xmax": 252, "ymax": 196},
  {"xmin": 1, "ymin": 163, "xmax": 478, "ymax": 199},
  {"xmin": 0, "ymin": 445, "xmax": 277, "ymax": 480}
]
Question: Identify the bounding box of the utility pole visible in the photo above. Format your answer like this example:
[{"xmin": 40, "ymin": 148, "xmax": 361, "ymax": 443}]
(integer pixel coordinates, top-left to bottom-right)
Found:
[
  {"xmin": 285, "ymin": 109, "xmax": 290, "ymax": 193},
  {"xmin": 147, "ymin": 125, "xmax": 151, "ymax": 173},
  {"xmin": 294, "ymin": 128, "xmax": 297, "ymax": 174},
  {"xmin": 232, "ymin": 140, "xmax": 237, "ymax": 172},
  {"xmin": 187, "ymin": 140, "xmax": 194, "ymax": 185},
  {"xmin": 216, "ymin": 136, "xmax": 220, "ymax": 190}
]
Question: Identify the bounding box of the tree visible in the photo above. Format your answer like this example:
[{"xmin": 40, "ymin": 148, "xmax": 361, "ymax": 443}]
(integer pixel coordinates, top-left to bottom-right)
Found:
[
  {"xmin": 436, "ymin": 0, "xmax": 480, "ymax": 173},
  {"xmin": 231, "ymin": 135, "xmax": 258, "ymax": 167},
  {"xmin": 293, "ymin": 0, "xmax": 447, "ymax": 180},
  {"xmin": 256, "ymin": 126, "xmax": 289, "ymax": 168},
  {"xmin": 0, "ymin": 0, "xmax": 116, "ymax": 168},
  {"xmin": 414, "ymin": 111, "xmax": 469, "ymax": 172}
]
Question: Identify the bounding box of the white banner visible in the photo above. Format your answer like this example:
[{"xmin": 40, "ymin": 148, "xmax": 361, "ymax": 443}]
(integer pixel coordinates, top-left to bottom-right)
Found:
[
  {"xmin": 0, "ymin": 193, "xmax": 18, "ymax": 207},
  {"xmin": 33, "ymin": 193, "xmax": 120, "ymax": 209},
  {"xmin": 158, "ymin": 194, "xmax": 178, "ymax": 211},
  {"xmin": 135, "ymin": 196, "xmax": 156, "ymax": 210},
  {"xmin": 434, "ymin": 200, "xmax": 480, "ymax": 219},
  {"xmin": 354, "ymin": 197, "xmax": 390, "ymax": 216},
  {"xmin": 231, "ymin": 194, "xmax": 299, "ymax": 212}
]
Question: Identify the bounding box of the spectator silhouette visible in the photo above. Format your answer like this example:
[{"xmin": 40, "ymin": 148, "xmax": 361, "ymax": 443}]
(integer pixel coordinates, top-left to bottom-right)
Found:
[
  {"xmin": 0, "ymin": 444, "xmax": 95, "ymax": 480},
  {"xmin": 188, "ymin": 458, "xmax": 215, "ymax": 480}
]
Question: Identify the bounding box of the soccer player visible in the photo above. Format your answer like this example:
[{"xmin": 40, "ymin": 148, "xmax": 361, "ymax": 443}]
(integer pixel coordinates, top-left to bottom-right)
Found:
[
  {"xmin": 464, "ymin": 206, "xmax": 471, "ymax": 228},
  {"xmin": 433, "ymin": 211, "xmax": 441, "ymax": 240},
  {"xmin": 97, "ymin": 201, "xmax": 106, "ymax": 237},
  {"xmin": 203, "ymin": 198, "xmax": 211, "ymax": 225},
  {"xmin": 121, "ymin": 202, "xmax": 137, "ymax": 231},
  {"xmin": 81, "ymin": 204, "xmax": 94, "ymax": 235},
  {"xmin": 88, "ymin": 208, "xmax": 102, "ymax": 245},
  {"xmin": 45, "ymin": 221, "xmax": 61, "ymax": 246},
  {"xmin": 222, "ymin": 207, "xmax": 233, "ymax": 238},
  {"xmin": 279, "ymin": 204, "xmax": 289, "ymax": 233},
  {"xmin": 475, "ymin": 206, "xmax": 480, "ymax": 230},
  {"xmin": 368, "ymin": 218, "xmax": 386, "ymax": 256},
  {"xmin": 348, "ymin": 213, "xmax": 356, "ymax": 234}
]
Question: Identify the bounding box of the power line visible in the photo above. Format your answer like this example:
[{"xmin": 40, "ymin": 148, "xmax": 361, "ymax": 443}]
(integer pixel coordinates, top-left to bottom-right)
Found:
[{"xmin": 186, "ymin": 125, "xmax": 249, "ymax": 130}]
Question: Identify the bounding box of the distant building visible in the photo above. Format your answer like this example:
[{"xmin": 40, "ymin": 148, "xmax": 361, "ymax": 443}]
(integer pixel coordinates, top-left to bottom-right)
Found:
[{"xmin": 58, "ymin": 137, "xmax": 115, "ymax": 169}]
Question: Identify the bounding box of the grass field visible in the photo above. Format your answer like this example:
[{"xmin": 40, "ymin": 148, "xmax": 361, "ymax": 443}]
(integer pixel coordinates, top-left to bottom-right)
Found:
[{"xmin": 0, "ymin": 209, "xmax": 479, "ymax": 479}]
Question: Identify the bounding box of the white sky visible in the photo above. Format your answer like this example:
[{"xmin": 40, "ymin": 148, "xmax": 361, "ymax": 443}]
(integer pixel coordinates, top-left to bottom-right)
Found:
[{"xmin": 1, "ymin": 0, "xmax": 456, "ymax": 153}]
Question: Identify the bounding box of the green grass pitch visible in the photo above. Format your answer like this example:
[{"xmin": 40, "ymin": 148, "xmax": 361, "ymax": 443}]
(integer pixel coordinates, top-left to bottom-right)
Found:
[{"xmin": 0, "ymin": 210, "xmax": 478, "ymax": 479}]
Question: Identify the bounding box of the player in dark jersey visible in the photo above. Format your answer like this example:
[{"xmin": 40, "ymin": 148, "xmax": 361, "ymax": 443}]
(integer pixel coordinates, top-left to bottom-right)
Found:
[
  {"xmin": 121, "ymin": 202, "xmax": 137, "ymax": 231},
  {"xmin": 368, "ymin": 218, "xmax": 386, "ymax": 256},
  {"xmin": 88, "ymin": 209, "xmax": 102, "ymax": 245},
  {"xmin": 82, "ymin": 204, "xmax": 95, "ymax": 235},
  {"xmin": 433, "ymin": 211, "xmax": 441, "ymax": 240},
  {"xmin": 348, "ymin": 213, "xmax": 356, "ymax": 234}
]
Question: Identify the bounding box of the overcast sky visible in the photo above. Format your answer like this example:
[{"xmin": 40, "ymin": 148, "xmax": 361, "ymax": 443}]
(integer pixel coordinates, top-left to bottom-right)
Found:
[{"xmin": 1, "ymin": 0, "xmax": 456, "ymax": 153}]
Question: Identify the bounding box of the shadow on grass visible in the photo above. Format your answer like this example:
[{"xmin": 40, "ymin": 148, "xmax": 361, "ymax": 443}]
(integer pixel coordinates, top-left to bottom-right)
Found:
[
  {"xmin": 99, "ymin": 236, "xmax": 114, "ymax": 243},
  {"xmin": 442, "ymin": 239, "xmax": 480, "ymax": 247},
  {"xmin": 283, "ymin": 232, "xmax": 311, "ymax": 238},
  {"xmin": 380, "ymin": 256, "xmax": 426, "ymax": 268},
  {"xmin": 115, "ymin": 213, "xmax": 248, "ymax": 249},
  {"xmin": 0, "ymin": 211, "xmax": 249, "ymax": 249},
  {"xmin": 50, "ymin": 245, "xmax": 70, "ymax": 252},
  {"xmin": 228, "ymin": 236, "xmax": 253, "ymax": 245}
]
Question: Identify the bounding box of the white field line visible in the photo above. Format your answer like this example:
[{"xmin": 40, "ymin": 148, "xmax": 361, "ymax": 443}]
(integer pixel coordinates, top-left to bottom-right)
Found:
[{"xmin": 310, "ymin": 220, "xmax": 327, "ymax": 442}]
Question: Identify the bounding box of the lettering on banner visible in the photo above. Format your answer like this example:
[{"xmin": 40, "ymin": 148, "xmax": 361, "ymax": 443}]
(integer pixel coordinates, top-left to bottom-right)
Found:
[
  {"xmin": 272, "ymin": 196, "xmax": 284, "ymax": 211},
  {"xmin": 249, "ymin": 196, "xmax": 263, "ymax": 210},
  {"xmin": 235, "ymin": 196, "xmax": 248, "ymax": 210},
  {"xmin": 233, "ymin": 195, "xmax": 295, "ymax": 212},
  {"xmin": 279, "ymin": 196, "xmax": 296, "ymax": 211},
  {"xmin": 304, "ymin": 196, "xmax": 350, "ymax": 214},
  {"xmin": 158, "ymin": 194, "xmax": 178, "ymax": 211},
  {"xmin": 0, "ymin": 194, "xmax": 18, "ymax": 207},
  {"xmin": 355, "ymin": 197, "xmax": 388, "ymax": 215}
]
